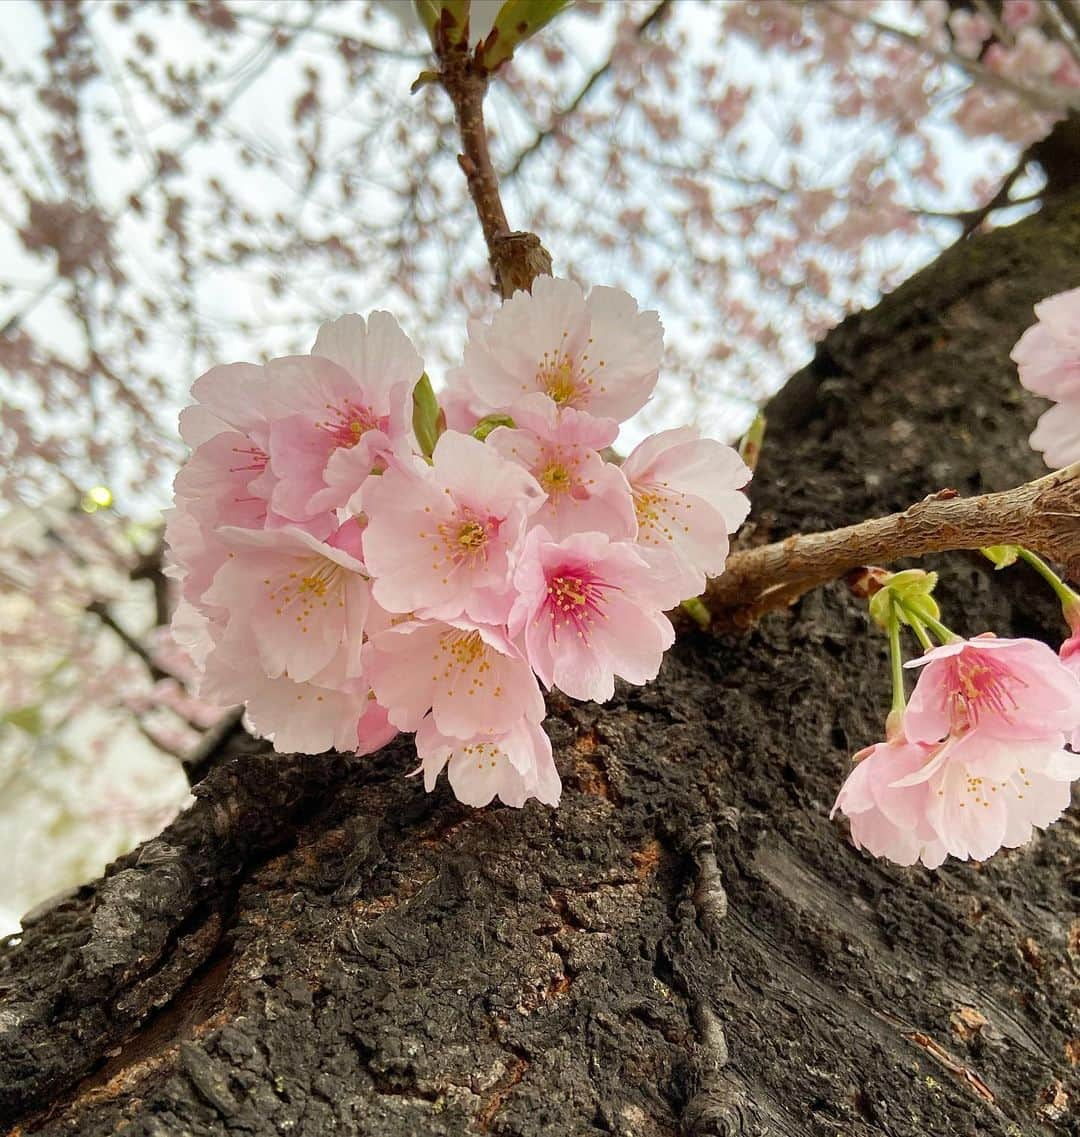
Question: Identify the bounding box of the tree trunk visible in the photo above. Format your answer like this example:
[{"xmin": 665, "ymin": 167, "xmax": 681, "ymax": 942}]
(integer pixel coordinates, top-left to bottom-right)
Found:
[{"xmin": 3, "ymin": 194, "xmax": 1080, "ymax": 1137}]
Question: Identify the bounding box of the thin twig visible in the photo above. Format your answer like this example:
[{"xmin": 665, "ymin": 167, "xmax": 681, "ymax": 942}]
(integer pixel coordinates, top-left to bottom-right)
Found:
[
  {"xmin": 505, "ymin": 0, "xmax": 672, "ymax": 180},
  {"xmin": 705, "ymin": 463, "xmax": 1080, "ymax": 628},
  {"xmin": 435, "ymin": 31, "xmax": 551, "ymax": 296}
]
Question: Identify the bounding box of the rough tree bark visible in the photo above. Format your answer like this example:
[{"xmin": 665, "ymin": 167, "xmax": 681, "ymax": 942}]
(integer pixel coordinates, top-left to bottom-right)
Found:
[{"xmin": 3, "ymin": 193, "xmax": 1080, "ymax": 1137}]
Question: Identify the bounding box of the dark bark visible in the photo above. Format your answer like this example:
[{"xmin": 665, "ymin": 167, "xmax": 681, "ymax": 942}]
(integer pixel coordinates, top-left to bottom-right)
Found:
[{"xmin": 3, "ymin": 194, "xmax": 1080, "ymax": 1137}]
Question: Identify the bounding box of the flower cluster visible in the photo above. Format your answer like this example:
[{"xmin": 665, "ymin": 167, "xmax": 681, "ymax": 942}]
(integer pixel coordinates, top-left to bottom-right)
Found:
[
  {"xmin": 168, "ymin": 277, "xmax": 751, "ymax": 808},
  {"xmin": 1012, "ymin": 285, "xmax": 1080, "ymax": 469},
  {"xmin": 834, "ymin": 632, "xmax": 1080, "ymax": 868}
]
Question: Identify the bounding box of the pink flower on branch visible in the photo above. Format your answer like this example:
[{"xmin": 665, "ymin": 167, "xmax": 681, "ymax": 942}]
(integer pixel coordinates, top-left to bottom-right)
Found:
[
  {"xmin": 1012, "ymin": 285, "xmax": 1080, "ymax": 468},
  {"xmin": 450, "ymin": 275, "xmax": 664, "ymax": 430},
  {"xmin": 621, "ymin": 426, "xmax": 752, "ymax": 600},
  {"xmin": 486, "ymin": 405, "xmax": 635, "ymax": 541},
  {"xmin": 509, "ymin": 529, "xmax": 677, "ymax": 703},
  {"xmin": 415, "ymin": 714, "xmax": 561, "ymax": 808},
  {"xmin": 831, "ymin": 739, "xmax": 948, "ymax": 868},
  {"xmin": 903, "ymin": 635, "xmax": 1080, "ymax": 744},
  {"xmin": 361, "ymin": 430, "xmax": 544, "ymax": 624},
  {"xmin": 267, "ymin": 312, "xmax": 424, "ymax": 521},
  {"xmin": 204, "ymin": 524, "xmax": 370, "ymax": 684},
  {"xmin": 364, "ymin": 618, "xmax": 544, "ymax": 738}
]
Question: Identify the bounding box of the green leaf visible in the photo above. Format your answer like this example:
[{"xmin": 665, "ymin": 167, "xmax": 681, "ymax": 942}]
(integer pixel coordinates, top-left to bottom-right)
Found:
[
  {"xmin": 738, "ymin": 410, "xmax": 766, "ymax": 473},
  {"xmin": 413, "ymin": 1, "xmax": 471, "ymax": 49},
  {"xmin": 680, "ymin": 597, "xmax": 712, "ymax": 631},
  {"xmin": 3, "ymin": 705, "xmax": 44, "ymax": 736},
  {"xmin": 413, "ymin": 0, "xmax": 442, "ymax": 47},
  {"xmin": 982, "ymin": 544, "xmax": 1020, "ymax": 569},
  {"xmin": 479, "ymin": 0, "xmax": 573, "ymax": 71},
  {"xmin": 472, "ymin": 413, "xmax": 515, "ymax": 441},
  {"xmin": 412, "ymin": 373, "xmax": 443, "ymax": 459},
  {"xmin": 410, "ymin": 69, "xmax": 440, "ymax": 94}
]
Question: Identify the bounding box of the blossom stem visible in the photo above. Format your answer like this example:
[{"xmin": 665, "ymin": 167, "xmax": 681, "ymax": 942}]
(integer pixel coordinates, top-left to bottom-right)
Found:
[
  {"xmin": 905, "ymin": 612, "xmax": 936, "ymax": 653},
  {"xmin": 1015, "ymin": 546, "xmax": 1080, "ymax": 624},
  {"xmin": 887, "ymin": 599, "xmax": 907, "ymax": 717},
  {"xmin": 914, "ymin": 609, "xmax": 959, "ymax": 645}
]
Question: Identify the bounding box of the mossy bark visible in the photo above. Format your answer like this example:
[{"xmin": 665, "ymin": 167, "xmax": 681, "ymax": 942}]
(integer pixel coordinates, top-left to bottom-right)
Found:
[{"xmin": 3, "ymin": 194, "xmax": 1079, "ymax": 1137}]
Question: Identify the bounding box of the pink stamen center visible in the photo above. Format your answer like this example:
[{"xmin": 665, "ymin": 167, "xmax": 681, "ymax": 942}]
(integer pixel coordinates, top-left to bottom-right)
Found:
[
  {"xmin": 316, "ymin": 401, "xmax": 380, "ymax": 450},
  {"xmin": 542, "ymin": 566, "xmax": 615, "ymax": 644},
  {"xmin": 945, "ymin": 649, "xmax": 1023, "ymax": 731}
]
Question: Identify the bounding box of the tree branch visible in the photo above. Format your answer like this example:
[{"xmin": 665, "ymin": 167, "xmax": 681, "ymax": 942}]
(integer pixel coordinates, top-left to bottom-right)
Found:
[
  {"xmin": 505, "ymin": 0, "xmax": 672, "ymax": 180},
  {"xmin": 705, "ymin": 463, "xmax": 1079, "ymax": 628},
  {"xmin": 436, "ymin": 37, "xmax": 551, "ymax": 297}
]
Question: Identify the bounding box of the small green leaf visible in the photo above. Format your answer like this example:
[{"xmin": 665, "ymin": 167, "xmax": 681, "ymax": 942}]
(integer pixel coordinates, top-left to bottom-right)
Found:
[
  {"xmin": 982, "ymin": 544, "xmax": 1020, "ymax": 570},
  {"xmin": 472, "ymin": 413, "xmax": 515, "ymax": 441},
  {"xmin": 410, "ymin": 69, "xmax": 440, "ymax": 94},
  {"xmin": 412, "ymin": 373, "xmax": 443, "ymax": 459},
  {"xmin": 680, "ymin": 597, "xmax": 712, "ymax": 631},
  {"xmin": 3, "ymin": 705, "xmax": 44, "ymax": 736},
  {"xmin": 479, "ymin": 0, "xmax": 573, "ymax": 71},
  {"xmin": 413, "ymin": 1, "xmax": 471, "ymax": 50},
  {"xmin": 738, "ymin": 411, "xmax": 766, "ymax": 472},
  {"xmin": 413, "ymin": 0, "xmax": 442, "ymax": 47}
]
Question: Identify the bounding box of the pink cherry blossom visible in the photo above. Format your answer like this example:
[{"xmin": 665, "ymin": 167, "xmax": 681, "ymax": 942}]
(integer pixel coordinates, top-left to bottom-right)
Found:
[
  {"xmin": 415, "ymin": 714, "xmax": 561, "ymax": 807},
  {"xmin": 449, "ymin": 275, "xmax": 663, "ymax": 429},
  {"xmin": 364, "ymin": 618, "xmax": 544, "ymax": 737},
  {"xmin": 267, "ymin": 313, "xmax": 423, "ymax": 521},
  {"xmin": 509, "ymin": 528, "xmax": 676, "ymax": 703},
  {"xmin": 892, "ymin": 732, "xmax": 1080, "ymax": 863},
  {"xmin": 1012, "ymin": 286, "xmax": 1080, "ymax": 468},
  {"xmin": 361, "ymin": 430, "xmax": 544, "ymax": 623},
  {"xmin": 904, "ymin": 635, "xmax": 1080, "ymax": 743},
  {"xmin": 831, "ymin": 738, "xmax": 947, "ymax": 868},
  {"xmin": 621, "ymin": 426, "xmax": 752, "ymax": 599},
  {"xmin": 486, "ymin": 406, "xmax": 635, "ymax": 541},
  {"xmin": 204, "ymin": 524, "xmax": 370, "ymax": 683},
  {"xmin": 245, "ymin": 675, "xmax": 369, "ymax": 755}
]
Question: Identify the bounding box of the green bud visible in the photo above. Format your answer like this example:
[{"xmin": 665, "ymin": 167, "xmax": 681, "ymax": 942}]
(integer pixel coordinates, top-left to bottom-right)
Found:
[
  {"xmin": 478, "ymin": 0, "xmax": 574, "ymax": 71},
  {"xmin": 680, "ymin": 596, "xmax": 712, "ymax": 631},
  {"xmin": 472, "ymin": 413, "xmax": 515, "ymax": 441},
  {"xmin": 412, "ymin": 373, "xmax": 443, "ymax": 459},
  {"xmin": 867, "ymin": 569, "xmax": 940, "ymax": 630}
]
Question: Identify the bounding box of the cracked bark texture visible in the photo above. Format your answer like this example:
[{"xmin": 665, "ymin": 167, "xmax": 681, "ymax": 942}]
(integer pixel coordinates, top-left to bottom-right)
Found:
[{"xmin": 3, "ymin": 194, "xmax": 1080, "ymax": 1137}]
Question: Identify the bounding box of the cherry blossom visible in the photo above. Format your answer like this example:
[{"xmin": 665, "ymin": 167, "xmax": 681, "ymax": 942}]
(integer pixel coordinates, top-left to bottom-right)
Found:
[
  {"xmin": 415, "ymin": 714, "xmax": 561, "ymax": 808},
  {"xmin": 364, "ymin": 619, "xmax": 544, "ymax": 737},
  {"xmin": 203, "ymin": 524, "xmax": 370, "ymax": 684},
  {"xmin": 449, "ymin": 276, "xmax": 663, "ymax": 430},
  {"xmin": 891, "ymin": 732, "xmax": 1080, "ymax": 863},
  {"xmin": 621, "ymin": 427, "xmax": 752, "ymax": 599},
  {"xmin": 486, "ymin": 406, "xmax": 635, "ymax": 541},
  {"xmin": 509, "ymin": 528, "xmax": 677, "ymax": 703},
  {"xmin": 268, "ymin": 313, "xmax": 424, "ymax": 521},
  {"xmin": 903, "ymin": 635, "xmax": 1080, "ymax": 744},
  {"xmin": 1012, "ymin": 286, "xmax": 1080, "ymax": 468},
  {"xmin": 833, "ymin": 730, "xmax": 1080, "ymax": 867},
  {"xmin": 831, "ymin": 738, "xmax": 948, "ymax": 868},
  {"xmin": 361, "ymin": 430, "xmax": 544, "ymax": 624}
]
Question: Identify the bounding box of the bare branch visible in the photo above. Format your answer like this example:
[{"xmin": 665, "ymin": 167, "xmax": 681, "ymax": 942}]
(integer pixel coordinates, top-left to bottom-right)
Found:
[
  {"xmin": 435, "ymin": 37, "xmax": 551, "ymax": 297},
  {"xmin": 704, "ymin": 463, "xmax": 1080, "ymax": 628}
]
